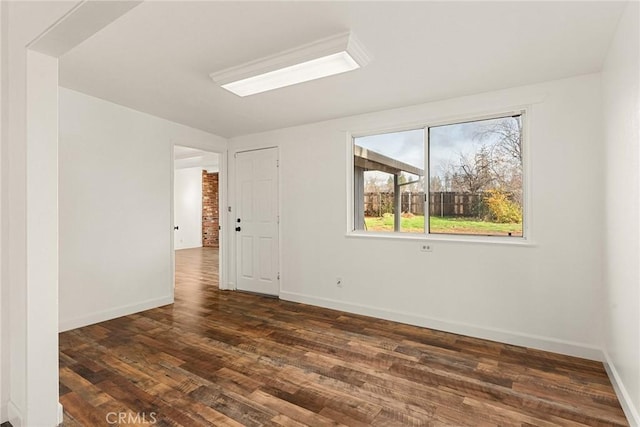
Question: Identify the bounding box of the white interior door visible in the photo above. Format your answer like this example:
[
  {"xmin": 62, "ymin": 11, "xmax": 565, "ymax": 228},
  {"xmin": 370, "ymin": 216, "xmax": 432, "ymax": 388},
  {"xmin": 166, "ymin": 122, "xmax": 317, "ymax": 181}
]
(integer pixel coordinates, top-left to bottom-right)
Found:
[{"xmin": 235, "ymin": 148, "xmax": 279, "ymax": 296}]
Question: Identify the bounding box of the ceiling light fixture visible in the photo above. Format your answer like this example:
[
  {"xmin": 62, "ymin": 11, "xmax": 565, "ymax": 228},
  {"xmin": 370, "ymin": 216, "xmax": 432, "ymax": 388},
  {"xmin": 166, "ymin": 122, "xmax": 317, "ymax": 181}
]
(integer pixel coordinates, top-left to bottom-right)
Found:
[{"xmin": 210, "ymin": 32, "xmax": 371, "ymax": 97}]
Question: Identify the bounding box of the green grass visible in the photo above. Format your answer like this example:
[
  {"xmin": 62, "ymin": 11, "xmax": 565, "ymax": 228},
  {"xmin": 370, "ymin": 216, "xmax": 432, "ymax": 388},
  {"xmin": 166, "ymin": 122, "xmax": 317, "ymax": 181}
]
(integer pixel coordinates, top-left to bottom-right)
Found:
[
  {"xmin": 365, "ymin": 215, "xmax": 424, "ymax": 233},
  {"xmin": 365, "ymin": 215, "xmax": 522, "ymax": 236}
]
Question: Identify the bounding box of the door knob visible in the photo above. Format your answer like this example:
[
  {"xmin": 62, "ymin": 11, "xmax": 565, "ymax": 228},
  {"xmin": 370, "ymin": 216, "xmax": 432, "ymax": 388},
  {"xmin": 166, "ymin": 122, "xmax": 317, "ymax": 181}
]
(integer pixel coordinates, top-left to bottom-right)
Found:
[
  {"xmin": 235, "ymin": 226, "xmax": 241, "ymax": 232},
  {"xmin": 174, "ymin": 226, "xmax": 179, "ymax": 230}
]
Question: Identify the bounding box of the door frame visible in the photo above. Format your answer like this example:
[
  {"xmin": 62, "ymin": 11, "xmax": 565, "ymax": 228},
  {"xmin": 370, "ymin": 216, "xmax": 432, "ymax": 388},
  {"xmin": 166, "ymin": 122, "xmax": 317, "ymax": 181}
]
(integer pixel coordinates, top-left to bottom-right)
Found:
[
  {"xmin": 171, "ymin": 144, "xmax": 229, "ymax": 291},
  {"xmin": 230, "ymin": 146, "xmax": 281, "ymax": 294}
]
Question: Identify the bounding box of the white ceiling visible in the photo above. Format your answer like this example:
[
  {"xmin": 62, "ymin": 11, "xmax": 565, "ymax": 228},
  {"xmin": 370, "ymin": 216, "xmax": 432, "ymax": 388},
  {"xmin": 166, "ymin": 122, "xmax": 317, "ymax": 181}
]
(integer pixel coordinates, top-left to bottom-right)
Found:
[
  {"xmin": 174, "ymin": 146, "xmax": 219, "ymax": 171},
  {"xmin": 59, "ymin": 1, "xmax": 627, "ymax": 138}
]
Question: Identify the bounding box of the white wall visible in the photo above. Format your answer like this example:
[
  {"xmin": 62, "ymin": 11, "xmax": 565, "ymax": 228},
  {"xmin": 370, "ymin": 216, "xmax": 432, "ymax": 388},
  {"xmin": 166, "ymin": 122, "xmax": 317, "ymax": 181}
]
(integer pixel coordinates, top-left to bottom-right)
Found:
[
  {"xmin": 229, "ymin": 73, "xmax": 605, "ymax": 360},
  {"xmin": 602, "ymin": 1, "xmax": 640, "ymax": 424},
  {"xmin": 0, "ymin": 3, "xmax": 5, "ymax": 420},
  {"xmin": 174, "ymin": 167, "xmax": 203, "ymax": 250},
  {"xmin": 59, "ymin": 88, "xmax": 227, "ymax": 331},
  {"xmin": 0, "ymin": 2, "xmax": 5, "ymax": 420}
]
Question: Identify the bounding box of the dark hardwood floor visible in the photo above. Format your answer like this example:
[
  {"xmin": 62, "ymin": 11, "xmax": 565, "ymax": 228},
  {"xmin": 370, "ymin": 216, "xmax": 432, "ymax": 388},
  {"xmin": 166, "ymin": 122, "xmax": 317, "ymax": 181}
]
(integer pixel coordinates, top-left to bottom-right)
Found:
[{"xmin": 60, "ymin": 247, "xmax": 628, "ymax": 426}]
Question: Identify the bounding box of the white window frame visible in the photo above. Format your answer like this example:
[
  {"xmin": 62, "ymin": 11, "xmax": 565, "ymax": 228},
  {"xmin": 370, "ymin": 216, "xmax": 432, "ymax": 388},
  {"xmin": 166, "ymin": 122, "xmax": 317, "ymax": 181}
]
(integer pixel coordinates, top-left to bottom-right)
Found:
[{"xmin": 347, "ymin": 108, "xmax": 531, "ymax": 245}]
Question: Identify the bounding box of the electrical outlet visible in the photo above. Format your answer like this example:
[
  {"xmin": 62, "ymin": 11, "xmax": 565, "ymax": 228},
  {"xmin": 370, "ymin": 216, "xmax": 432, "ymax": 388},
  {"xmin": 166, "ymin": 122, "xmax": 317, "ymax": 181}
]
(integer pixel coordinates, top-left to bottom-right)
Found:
[
  {"xmin": 420, "ymin": 244, "xmax": 433, "ymax": 252},
  {"xmin": 336, "ymin": 277, "xmax": 343, "ymax": 288}
]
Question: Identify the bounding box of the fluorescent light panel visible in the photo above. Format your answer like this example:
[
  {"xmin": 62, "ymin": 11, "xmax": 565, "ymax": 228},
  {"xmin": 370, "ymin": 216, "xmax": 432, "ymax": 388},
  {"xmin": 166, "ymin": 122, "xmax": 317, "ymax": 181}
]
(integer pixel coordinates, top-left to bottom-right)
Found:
[
  {"xmin": 222, "ymin": 52, "xmax": 359, "ymax": 97},
  {"xmin": 211, "ymin": 32, "xmax": 371, "ymax": 97}
]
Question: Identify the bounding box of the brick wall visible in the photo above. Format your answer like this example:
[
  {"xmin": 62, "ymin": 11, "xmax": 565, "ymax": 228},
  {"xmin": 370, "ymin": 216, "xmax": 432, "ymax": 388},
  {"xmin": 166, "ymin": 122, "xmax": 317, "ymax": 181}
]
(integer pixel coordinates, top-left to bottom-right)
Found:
[{"xmin": 202, "ymin": 171, "xmax": 219, "ymax": 247}]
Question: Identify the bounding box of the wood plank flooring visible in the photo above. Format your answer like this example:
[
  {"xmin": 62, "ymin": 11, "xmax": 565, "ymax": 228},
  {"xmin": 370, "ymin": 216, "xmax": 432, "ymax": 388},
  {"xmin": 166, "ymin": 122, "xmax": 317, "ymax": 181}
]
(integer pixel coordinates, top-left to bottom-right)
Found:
[{"xmin": 60, "ymin": 247, "xmax": 628, "ymax": 426}]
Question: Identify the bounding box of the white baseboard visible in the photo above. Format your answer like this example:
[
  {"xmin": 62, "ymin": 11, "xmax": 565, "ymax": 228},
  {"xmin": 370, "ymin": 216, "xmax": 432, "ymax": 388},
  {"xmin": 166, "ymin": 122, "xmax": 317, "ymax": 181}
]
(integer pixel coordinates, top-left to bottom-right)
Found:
[
  {"xmin": 57, "ymin": 402, "xmax": 64, "ymax": 426},
  {"xmin": 280, "ymin": 291, "xmax": 603, "ymax": 361},
  {"xmin": 8, "ymin": 400, "xmax": 23, "ymax": 427},
  {"xmin": 174, "ymin": 244, "xmax": 203, "ymax": 251},
  {"xmin": 59, "ymin": 295, "xmax": 174, "ymax": 332},
  {"xmin": 603, "ymin": 351, "xmax": 640, "ymax": 427},
  {"xmin": 5, "ymin": 400, "xmax": 65, "ymax": 426}
]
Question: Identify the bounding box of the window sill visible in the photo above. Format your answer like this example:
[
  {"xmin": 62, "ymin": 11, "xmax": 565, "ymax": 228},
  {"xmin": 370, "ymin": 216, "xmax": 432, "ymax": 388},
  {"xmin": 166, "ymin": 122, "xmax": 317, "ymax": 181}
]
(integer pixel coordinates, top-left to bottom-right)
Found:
[{"xmin": 346, "ymin": 231, "xmax": 536, "ymax": 247}]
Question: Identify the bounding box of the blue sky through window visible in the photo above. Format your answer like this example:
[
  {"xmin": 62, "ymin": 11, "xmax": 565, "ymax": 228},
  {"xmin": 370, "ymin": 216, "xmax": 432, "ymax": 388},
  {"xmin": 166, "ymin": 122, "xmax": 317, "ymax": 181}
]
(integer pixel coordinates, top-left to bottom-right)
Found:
[{"xmin": 354, "ymin": 116, "xmax": 517, "ymax": 181}]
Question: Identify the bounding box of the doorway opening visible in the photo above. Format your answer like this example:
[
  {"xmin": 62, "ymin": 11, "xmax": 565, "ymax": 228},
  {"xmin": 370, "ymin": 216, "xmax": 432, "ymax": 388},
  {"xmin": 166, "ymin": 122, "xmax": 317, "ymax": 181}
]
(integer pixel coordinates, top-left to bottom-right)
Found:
[{"xmin": 173, "ymin": 146, "xmax": 222, "ymax": 290}]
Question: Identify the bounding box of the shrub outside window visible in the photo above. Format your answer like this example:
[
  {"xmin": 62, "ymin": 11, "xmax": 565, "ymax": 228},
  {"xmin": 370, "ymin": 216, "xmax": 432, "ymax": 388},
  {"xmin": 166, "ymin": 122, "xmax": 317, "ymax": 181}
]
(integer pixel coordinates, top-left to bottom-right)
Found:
[{"xmin": 353, "ymin": 112, "xmax": 524, "ymax": 238}]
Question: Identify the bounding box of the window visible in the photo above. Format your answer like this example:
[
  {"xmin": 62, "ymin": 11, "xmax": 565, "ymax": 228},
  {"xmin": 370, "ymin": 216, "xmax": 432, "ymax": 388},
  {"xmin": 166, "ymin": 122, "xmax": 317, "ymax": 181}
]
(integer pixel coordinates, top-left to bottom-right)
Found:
[
  {"xmin": 352, "ymin": 112, "xmax": 524, "ymax": 238},
  {"xmin": 354, "ymin": 129, "xmax": 425, "ymax": 233}
]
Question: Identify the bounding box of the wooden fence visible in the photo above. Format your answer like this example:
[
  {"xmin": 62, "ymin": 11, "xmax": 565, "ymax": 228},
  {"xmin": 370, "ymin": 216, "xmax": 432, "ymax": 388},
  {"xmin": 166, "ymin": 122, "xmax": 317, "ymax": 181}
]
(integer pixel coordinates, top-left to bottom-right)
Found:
[{"xmin": 364, "ymin": 191, "xmax": 483, "ymax": 217}]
